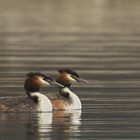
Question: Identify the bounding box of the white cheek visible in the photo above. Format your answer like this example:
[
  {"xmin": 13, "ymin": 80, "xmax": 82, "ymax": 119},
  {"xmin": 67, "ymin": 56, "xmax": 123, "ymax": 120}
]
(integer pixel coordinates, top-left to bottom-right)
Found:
[
  {"xmin": 39, "ymin": 77, "xmax": 50, "ymax": 86},
  {"xmin": 67, "ymin": 74, "xmax": 76, "ymax": 82}
]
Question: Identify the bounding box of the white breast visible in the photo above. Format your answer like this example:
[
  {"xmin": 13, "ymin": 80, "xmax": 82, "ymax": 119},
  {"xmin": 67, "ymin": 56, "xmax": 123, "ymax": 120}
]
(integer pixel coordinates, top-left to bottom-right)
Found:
[
  {"xmin": 63, "ymin": 88, "xmax": 82, "ymax": 110},
  {"xmin": 31, "ymin": 92, "xmax": 53, "ymax": 112}
]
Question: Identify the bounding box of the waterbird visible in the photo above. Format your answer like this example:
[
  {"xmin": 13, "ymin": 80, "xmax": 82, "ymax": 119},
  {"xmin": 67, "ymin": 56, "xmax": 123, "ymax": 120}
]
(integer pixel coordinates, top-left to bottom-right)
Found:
[
  {"xmin": 47, "ymin": 69, "xmax": 88, "ymax": 110},
  {"xmin": 0, "ymin": 72, "xmax": 62, "ymax": 112}
]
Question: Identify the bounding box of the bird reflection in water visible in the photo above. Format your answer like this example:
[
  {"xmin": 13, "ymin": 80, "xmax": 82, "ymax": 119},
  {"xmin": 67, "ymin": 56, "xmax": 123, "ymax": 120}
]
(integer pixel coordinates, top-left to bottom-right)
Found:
[
  {"xmin": 26, "ymin": 112, "xmax": 53, "ymax": 140},
  {"xmin": 28, "ymin": 110, "xmax": 81, "ymax": 140},
  {"xmin": 35, "ymin": 112, "xmax": 53, "ymax": 139},
  {"xmin": 37, "ymin": 113, "xmax": 53, "ymax": 132},
  {"xmin": 51, "ymin": 110, "xmax": 81, "ymax": 140}
]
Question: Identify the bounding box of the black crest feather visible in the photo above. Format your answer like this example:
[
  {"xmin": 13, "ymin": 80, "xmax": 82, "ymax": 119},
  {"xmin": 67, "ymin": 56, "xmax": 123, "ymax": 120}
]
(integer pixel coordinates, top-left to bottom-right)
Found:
[
  {"xmin": 58, "ymin": 69, "xmax": 79, "ymax": 78},
  {"xmin": 26, "ymin": 72, "xmax": 53, "ymax": 81}
]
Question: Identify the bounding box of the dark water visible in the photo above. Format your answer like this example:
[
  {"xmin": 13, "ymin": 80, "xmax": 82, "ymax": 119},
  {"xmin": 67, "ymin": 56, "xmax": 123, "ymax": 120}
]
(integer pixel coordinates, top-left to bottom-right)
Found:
[{"xmin": 1, "ymin": 0, "xmax": 140, "ymax": 139}]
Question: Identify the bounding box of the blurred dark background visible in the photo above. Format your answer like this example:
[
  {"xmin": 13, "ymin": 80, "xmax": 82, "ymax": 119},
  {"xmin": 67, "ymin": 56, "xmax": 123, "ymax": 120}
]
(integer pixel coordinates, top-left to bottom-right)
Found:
[
  {"xmin": 1, "ymin": 1, "xmax": 140, "ymax": 139},
  {"xmin": 0, "ymin": 0, "xmax": 140, "ymax": 96}
]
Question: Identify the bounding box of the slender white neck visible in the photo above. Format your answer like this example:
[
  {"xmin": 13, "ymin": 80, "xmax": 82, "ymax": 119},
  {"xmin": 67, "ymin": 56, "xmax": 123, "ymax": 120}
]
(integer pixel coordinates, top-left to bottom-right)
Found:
[
  {"xmin": 62, "ymin": 87, "xmax": 82, "ymax": 110},
  {"xmin": 31, "ymin": 92, "xmax": 53, "ymax": 112}
]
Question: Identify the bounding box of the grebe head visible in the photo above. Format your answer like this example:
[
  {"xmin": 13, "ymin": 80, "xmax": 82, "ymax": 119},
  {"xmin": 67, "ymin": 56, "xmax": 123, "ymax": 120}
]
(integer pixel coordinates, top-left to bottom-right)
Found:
[
  {"xmin": 24, "ymin": 72, "xmax": 54, "ymax": 93},
  {"xmin": 56, "ymin": 69, "xmax": 88, "ymax": 87}
]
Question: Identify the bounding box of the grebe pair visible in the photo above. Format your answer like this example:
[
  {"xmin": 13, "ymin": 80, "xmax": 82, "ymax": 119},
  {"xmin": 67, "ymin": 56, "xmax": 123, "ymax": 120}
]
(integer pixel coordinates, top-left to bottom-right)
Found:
[{"xmin": 0, "ymin": 69, "xmax": 87, "ymax": 112}]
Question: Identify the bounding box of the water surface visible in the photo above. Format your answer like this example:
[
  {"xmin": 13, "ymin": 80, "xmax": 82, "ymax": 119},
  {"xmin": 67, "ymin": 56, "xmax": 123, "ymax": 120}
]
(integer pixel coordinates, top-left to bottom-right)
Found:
[{"xmin": 0, "ymin": 0, "xmax": 140, "ymax": 139}]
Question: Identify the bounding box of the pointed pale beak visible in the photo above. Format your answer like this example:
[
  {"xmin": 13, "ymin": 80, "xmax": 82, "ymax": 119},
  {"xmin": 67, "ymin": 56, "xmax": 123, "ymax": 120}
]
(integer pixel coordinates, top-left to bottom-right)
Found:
[
  {"xmin": 49, "ymin": 81, "xmax": 64, "ymax": 88},
  {"xmin": 73, "ymin": 76, "xmax": 88, "ymax": 83},
  {"xmin": 77, "ymin": 77, "xmax": 88, "ymax": 83}
]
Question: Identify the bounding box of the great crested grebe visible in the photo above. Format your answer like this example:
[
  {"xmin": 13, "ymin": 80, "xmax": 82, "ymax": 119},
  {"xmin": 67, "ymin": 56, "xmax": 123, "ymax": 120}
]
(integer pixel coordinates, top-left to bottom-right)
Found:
[
  {"xmin": 0, "ymin": 72, "xmax": 62, "ymax": 112},
  {"xmin": 48, "ymin": 69, "xmax": 88, "ymax": 110}
]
